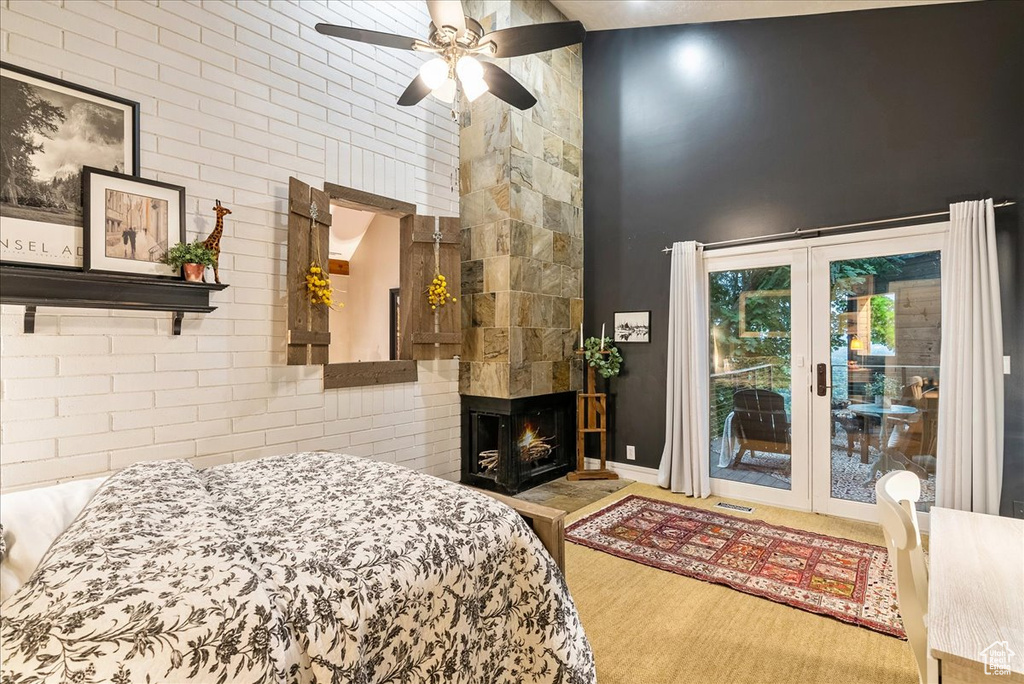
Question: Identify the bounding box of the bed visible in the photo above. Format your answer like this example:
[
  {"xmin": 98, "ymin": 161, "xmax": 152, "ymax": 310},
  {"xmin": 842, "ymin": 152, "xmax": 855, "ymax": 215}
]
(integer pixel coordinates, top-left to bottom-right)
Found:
[{"xmin": 0, "ymin": 452, "xmax": 596, "ymax": 683}]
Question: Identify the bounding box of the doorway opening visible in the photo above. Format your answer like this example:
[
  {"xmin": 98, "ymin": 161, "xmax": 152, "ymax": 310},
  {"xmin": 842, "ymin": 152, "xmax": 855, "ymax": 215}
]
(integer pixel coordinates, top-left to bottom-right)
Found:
[{"xmin": 327, "ymin": 207, "xmax": 401, "ymax": 364}]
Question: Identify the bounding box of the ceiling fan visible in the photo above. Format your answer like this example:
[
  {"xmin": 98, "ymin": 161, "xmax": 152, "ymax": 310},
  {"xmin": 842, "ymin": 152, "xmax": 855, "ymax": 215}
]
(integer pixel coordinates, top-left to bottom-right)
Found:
[{"xmin": 315, "ymin": 0, "xmax": 585, "ymax": 112}]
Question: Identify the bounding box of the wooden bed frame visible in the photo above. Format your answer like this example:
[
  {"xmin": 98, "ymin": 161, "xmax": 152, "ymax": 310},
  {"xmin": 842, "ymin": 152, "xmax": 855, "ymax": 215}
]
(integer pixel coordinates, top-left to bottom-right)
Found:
[{"xmin": 471, "ymin": 488, "xmax": 566, "ymax": 572}]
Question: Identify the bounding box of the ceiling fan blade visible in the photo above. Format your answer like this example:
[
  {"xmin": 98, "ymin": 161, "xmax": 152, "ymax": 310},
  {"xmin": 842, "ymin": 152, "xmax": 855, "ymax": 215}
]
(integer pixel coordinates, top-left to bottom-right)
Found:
[
  {"xmin": 481, "ymin": 62, "xmax": 537, "ymax": 110},
  {"xmin": 426, "ymin": 0, "xmax": 467, "ymax": 34},
  {"xmin": 397, "ymin": 74, "xmax": 433, "ymax": 106},
  {"xmin": 481, "ymin": 21, "xmax": 585, "ymax": 58},
  {"xmin": 315, "ymin": 23, "xmax": 423, "ymax": 51}
]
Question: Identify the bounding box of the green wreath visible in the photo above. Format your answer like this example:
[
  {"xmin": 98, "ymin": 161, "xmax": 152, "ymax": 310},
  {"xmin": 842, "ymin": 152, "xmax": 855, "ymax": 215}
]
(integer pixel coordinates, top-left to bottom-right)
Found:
[{"xmin": 583, "ymin": 336, "xmax": 623, "ymax": 378}]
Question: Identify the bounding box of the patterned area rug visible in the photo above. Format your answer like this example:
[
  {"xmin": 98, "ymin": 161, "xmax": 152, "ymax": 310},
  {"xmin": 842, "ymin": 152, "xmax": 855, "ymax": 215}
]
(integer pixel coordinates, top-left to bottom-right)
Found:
[{"xmin": 566, "ymin": 495, "xmax": 905, "ymax": 638}]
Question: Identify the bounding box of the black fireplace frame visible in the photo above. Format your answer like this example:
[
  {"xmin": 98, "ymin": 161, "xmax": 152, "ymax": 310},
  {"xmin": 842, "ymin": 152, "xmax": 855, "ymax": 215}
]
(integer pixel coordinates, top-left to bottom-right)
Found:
[{"xmin": 461, "ymin": 391, "xmax": 576, "ymax": 495}]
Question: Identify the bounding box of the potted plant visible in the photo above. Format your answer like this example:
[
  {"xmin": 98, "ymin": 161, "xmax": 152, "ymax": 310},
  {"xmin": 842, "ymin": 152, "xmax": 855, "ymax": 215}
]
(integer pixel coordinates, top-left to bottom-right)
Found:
[
  {"xmin": 161, "ymin": 241, "xmax": 216, "ymax": 282},
  {"xmin": 867, "ymin": 373, "xmax": 901, "ymax": 407}
]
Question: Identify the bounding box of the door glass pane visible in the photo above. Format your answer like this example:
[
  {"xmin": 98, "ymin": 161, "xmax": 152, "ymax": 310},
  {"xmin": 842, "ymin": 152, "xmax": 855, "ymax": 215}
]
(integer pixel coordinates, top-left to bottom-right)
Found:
[
  {"xmin": 829, "ymin": 252, "xmax": 940, "ymax": 511},
  {"xmin": 709, "ymin": 266, "xmax": 792, "ymax": 491}
]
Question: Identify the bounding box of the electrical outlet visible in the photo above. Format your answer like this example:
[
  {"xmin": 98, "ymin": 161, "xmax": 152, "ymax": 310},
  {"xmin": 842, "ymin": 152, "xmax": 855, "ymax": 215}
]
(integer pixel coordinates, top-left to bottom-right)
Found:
[
  {"xmin": 1004, "ymin": 356, "xmax": 1012, "ymax": 375},
  {"xmin": 626, "ymin": 445, "xmax": 636, "ymax": 461},
  {"xmin": 1013, "ymin": 501, "xmax": 1024, "ymax": 519}
]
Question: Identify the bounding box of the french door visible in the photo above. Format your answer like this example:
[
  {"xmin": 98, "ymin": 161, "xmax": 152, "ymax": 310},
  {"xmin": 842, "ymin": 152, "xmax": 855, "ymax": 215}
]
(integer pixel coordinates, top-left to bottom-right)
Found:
[{"xmin": 706, "ymin": 224, "xmax": 946, "ymax": 523}]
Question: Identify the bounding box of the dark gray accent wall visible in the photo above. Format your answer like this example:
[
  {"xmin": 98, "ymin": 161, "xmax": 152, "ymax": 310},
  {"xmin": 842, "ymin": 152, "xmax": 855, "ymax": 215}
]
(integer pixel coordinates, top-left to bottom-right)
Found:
[{"xmin": 582, "ymin": 1, "xmax": 1024, "ymax": 515}]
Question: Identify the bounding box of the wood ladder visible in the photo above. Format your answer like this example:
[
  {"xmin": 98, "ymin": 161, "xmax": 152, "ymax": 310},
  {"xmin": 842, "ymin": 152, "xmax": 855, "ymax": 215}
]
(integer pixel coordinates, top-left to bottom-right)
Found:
[{"xmin": 568, "ymin": 350, "xmax": 619, "ymax": 481}]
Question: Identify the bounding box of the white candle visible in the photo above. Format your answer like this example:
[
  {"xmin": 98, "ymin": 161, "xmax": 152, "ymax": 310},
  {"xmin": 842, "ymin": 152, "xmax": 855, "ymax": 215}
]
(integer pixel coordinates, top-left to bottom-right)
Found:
[
  {"xmin": 579, "ymin": 322, "xmax": 584, "ymax": 349},
  {"xmin": 600, "ymin": 324, "xmax": 605, "ymax": 350}
]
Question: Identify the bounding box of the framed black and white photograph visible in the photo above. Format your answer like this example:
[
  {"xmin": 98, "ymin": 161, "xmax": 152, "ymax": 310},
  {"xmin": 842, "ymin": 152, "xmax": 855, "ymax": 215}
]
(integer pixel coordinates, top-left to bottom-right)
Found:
[
  {"xmin": 83, "ymin": 167, "xmax": 184, "ymax": 278},
  {"xmin": 0, "ymin": 62, "xmax": 140, "ymax": 269},
  {"xmin": 614, "ymin": 310, "xmax": 651, "ymax": 343}
]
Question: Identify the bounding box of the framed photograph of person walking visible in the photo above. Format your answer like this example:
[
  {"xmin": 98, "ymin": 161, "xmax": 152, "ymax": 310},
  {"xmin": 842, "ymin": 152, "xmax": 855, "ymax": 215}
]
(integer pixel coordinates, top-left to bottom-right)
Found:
[
  {"xmin": 614, "ymin": 310, "xmax": 651, "ymax": 343},
  {"xmin": 0, "ymin": 62, "xmax": 140, "ymax": 269},
  {"xmin": 82, "ymin": 167, "xmax": 184, "ymax": 278}
]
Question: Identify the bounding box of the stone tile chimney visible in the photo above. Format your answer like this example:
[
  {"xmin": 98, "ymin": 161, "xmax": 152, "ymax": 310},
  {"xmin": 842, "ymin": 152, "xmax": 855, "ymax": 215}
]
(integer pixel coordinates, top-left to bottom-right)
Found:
[{"xmin": 459, "ymin": 0, "xmax": 583, "ymax": 399}]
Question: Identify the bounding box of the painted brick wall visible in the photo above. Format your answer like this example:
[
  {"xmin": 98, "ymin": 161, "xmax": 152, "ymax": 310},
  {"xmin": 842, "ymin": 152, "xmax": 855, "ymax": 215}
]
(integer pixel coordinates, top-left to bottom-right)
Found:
[{"xmin": 0, "ymin": 0, "xmax": 461, "ymax": 491}]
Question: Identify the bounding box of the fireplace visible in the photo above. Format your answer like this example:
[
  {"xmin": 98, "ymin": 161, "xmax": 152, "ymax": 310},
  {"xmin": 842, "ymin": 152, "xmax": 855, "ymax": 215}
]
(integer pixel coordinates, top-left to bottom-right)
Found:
[{"xmin": 461, "ymin": 392, "xmax": 576, "ymax": 495}]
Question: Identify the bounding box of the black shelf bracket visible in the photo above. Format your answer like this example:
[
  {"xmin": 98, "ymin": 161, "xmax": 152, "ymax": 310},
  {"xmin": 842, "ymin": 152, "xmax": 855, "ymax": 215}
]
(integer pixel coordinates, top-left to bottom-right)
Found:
[
  {"xmin": 23, "ymin": 305, "xmax": 36, "ymax": 334},
  {"xmin": 1, "ymin": 265, "xmax": 228, "ymax": 336}
]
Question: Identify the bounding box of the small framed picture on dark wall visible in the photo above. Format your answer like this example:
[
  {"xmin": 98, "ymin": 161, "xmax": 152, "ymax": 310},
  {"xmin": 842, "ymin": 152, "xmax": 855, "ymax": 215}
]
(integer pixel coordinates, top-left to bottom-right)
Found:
[
  {"xmin": 614, "ymin": 311, "xmax": 651, "ymax": 343},
  {"xmin": 82, "ymin": 167, "xmax": 185, "ymax": 278},
  {"xmin": 0, "ymin": 62, "xmax": 140, "ymax": 269}
]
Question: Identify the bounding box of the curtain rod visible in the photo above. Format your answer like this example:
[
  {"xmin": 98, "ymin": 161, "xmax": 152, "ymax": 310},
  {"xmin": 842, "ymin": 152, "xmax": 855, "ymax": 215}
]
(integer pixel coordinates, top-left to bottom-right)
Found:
[{"xmin": 661, "ymin": 200, "xmax": 1017, "ymax": 253}]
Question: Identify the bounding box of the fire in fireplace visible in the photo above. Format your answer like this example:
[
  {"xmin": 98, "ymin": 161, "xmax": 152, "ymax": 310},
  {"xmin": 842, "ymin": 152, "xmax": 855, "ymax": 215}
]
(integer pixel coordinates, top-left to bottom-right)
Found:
[{"xmin": 461, "ymin": 392, "xmax": 575, "ymax": 495}]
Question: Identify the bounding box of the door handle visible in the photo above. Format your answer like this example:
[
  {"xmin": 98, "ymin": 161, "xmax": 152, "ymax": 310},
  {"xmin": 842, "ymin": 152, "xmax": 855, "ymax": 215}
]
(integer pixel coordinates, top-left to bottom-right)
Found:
[{"xmin": 816, "ymin": 363, "xmax": 830, "ymax": 397}]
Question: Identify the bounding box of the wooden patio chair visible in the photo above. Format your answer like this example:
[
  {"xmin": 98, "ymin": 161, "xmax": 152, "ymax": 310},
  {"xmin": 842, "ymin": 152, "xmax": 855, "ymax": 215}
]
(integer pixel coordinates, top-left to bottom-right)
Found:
[{"xmin": 731, "ymin": 389, "xmax": 792, "ymax": 474}]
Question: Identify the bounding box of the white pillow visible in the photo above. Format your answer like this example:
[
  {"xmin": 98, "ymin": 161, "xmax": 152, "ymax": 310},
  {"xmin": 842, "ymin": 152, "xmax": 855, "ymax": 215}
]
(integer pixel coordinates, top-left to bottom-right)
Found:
[{"xmin": 0, "ymin": 476, "xmax": 108, "ymax": 603}]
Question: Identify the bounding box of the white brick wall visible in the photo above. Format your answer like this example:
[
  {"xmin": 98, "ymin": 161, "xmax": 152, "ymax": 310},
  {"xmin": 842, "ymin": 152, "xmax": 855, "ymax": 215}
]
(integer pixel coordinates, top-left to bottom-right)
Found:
[{"xmin": 0, "ymin": 0, "xmax": 462, "ymax": 491}]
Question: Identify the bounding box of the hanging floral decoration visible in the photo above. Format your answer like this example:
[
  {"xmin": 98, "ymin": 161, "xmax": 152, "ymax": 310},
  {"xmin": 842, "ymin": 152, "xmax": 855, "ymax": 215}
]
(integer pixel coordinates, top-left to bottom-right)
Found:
[
  {"xmin": 427, "ymin": 273, "xmax": 456, "ymax": 310},
  {"xmin": 305, "ymin": 261, "xmax": 337, "ymax": 307},
  {"xmin": 303, "ymin": 201, "xmax": 342, "ymax": 309}
]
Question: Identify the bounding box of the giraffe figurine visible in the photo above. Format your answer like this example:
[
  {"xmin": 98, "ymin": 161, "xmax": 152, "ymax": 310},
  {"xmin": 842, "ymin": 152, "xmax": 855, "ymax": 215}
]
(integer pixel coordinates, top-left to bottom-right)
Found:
[{"xmin": 203, "ymin": 199, "xmax": 231, "ymax": 284}]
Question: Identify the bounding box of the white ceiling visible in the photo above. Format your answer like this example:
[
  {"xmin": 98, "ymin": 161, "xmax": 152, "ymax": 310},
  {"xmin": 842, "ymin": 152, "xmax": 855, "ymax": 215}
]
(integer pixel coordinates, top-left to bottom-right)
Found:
[
  {"xmin": 329, "ymin": 205, "xmax": 376, "ymax": 261},
  {"xmin": 549, "ymin": 0, "xmax": 969, "ymax": 31}
]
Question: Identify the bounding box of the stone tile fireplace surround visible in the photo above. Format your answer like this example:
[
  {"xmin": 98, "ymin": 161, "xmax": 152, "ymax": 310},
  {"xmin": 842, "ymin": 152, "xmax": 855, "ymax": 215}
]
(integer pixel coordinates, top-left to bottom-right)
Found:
[{"xmin": 458, "ymin": 0, "xmax": 584, "ymax": 490}]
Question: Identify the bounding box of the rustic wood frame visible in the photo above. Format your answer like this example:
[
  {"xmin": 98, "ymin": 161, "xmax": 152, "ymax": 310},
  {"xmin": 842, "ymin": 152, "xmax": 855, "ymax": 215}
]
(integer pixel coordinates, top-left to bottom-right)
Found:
[
  {"xmin": 286, "ymin": 177, "xmax": 333, "ymax": 365},
  {"xmin": 318, "ymin": 183, "xmax": 420, "ymax": 389},
  {"xmin": 399, "ymin": 214, "xmax": 461, "ymax": 360},
  {"xmin": 323, "ymin": 182, "xmax": 415, "ymax": 218},
  {"xmin": 323, "ymin": 360, "xmax": 418, "ymax": 389}
]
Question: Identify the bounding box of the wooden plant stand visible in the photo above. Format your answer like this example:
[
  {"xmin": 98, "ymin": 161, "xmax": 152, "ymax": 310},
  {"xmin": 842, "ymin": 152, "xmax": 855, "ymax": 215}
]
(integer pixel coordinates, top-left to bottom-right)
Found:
[{"xmin": 568, "ymin": 350, "xmax": 619, "ymax": 481}]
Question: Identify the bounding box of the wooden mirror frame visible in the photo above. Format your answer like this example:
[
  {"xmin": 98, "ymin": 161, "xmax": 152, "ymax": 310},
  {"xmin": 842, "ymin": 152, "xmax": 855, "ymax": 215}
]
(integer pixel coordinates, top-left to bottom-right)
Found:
[{"xmin": 320, "ymin": 182, "xmax": 419, "ymax": 390}]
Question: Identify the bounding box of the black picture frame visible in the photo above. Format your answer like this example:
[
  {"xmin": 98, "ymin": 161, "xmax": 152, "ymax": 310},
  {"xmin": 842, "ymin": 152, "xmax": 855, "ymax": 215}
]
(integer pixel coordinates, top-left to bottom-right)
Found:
[
  {"xmin": 614, "ymin": 310, "xmax": 652, "ymax": 343},
  {"xmin": 0, "ymin": 61, "xmax": 141, "ymax": 270},
  {"xmin": 82, "ymin": 167, "xmax": 186, "ymax": 279}
]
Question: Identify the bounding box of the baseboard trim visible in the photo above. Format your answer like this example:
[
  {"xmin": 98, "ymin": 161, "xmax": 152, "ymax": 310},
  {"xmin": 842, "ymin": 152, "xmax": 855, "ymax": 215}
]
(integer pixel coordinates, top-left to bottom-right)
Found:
[{"xmin": 583, "ymin": 458, "xmax": 660, "ymax": 485}]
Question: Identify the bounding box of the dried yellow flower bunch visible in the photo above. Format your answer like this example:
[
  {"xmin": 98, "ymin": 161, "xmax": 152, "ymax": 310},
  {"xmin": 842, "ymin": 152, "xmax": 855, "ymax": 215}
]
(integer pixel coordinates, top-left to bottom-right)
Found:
[
  {"xmin": 305, "ymin": 261, "xmax": 339, "ymax": 308},
  {"xmin": 427, "ymin": 273, "xmax": 456, "ymax": 310}
]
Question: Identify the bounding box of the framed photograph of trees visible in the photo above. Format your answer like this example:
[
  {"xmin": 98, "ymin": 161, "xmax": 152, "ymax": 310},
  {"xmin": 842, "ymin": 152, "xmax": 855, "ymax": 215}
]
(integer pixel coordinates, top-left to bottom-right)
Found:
[
  {"xmin": 614, "ymin": 311, "xmax": 651, "ymax": 343},
  {"xmin": 0, "ymin": 62, "xmax": 140, "ymax": 269}
]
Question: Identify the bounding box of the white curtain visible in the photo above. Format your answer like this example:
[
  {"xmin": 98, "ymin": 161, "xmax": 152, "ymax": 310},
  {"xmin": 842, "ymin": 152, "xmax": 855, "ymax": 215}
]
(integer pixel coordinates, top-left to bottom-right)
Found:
[
  {"xmin": 936, "ymin": 199, "xmax": 1004, "ymax": 514},
  {"xmin": 658, "ymin": 241, "xmax": 711, "ymax": 496}
]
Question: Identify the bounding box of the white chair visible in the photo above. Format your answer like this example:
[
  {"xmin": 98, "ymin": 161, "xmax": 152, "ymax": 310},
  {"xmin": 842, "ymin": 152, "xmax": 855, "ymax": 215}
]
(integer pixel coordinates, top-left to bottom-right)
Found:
[{"xmin": 876, "ymin": 471, "xmax": 938, "ymax": 684}]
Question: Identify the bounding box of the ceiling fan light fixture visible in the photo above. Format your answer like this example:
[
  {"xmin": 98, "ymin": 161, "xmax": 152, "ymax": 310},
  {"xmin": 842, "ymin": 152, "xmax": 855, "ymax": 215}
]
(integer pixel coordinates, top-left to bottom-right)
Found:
[
  {"xmin": 316, "ymin": 3, "xmax": 585, "ymax": 112},
  {"xmin": 462, "ymin": 76, "xmax": 489, "ymax": 102},
  {"xmin": 432, "ymin": 77, "xmax": 457, "ymax": 103},
  {"xmin": 455, "ymin": 55, "xmax": 484, "ymax": 82},
  {"xmin": 419, "ymin": 57, "xmax": 450, "ymax": 90}
]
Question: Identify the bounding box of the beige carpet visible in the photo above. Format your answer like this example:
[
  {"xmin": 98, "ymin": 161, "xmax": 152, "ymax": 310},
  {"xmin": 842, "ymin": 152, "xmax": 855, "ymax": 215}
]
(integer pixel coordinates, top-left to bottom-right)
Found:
[{"xmin": 563, "ymin": 483, "xmax": 919, "ymax": 684}]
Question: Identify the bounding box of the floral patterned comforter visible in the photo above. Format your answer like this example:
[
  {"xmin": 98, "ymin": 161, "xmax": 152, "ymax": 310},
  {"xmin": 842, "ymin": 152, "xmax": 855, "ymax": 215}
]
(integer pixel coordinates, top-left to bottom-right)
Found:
[{"xmin": 0, "ymin": 452, "xmax": 595, "ymax": 684}]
